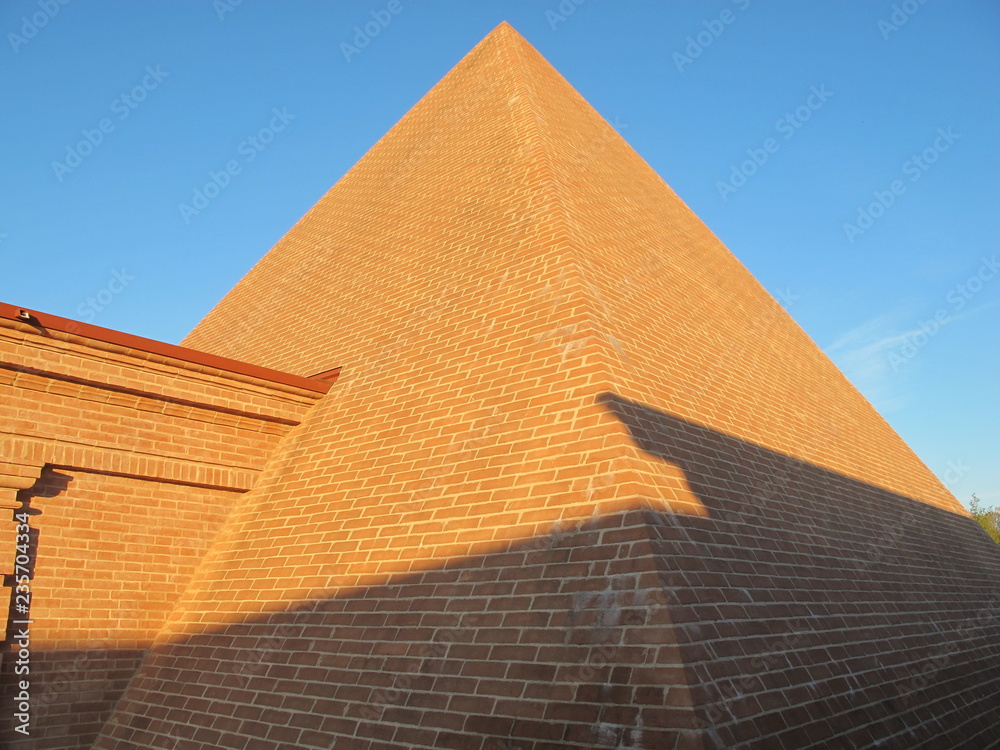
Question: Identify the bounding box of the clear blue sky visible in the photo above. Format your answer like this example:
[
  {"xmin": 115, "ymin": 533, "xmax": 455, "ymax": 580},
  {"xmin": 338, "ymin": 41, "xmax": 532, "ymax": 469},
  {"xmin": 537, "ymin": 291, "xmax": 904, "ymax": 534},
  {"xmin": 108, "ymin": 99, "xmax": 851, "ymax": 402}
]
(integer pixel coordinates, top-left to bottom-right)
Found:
[{"xmin": 2, "ymin": 1, "xmax": 997, "ymax": 509}]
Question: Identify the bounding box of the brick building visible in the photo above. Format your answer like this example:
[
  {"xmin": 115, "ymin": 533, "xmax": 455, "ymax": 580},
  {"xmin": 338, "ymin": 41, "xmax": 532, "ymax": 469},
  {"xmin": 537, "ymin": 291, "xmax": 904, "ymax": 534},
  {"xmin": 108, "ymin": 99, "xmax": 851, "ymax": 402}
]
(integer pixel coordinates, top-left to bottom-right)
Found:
[{"xmin": 2, "ymin": 22, "xmax": 998, "ymax": 750}]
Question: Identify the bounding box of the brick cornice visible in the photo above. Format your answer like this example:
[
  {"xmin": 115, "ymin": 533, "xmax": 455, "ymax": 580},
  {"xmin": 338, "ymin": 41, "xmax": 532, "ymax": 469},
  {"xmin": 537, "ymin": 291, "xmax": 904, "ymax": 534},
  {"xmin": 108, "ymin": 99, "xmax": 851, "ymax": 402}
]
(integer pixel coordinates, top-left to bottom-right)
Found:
[
  {"xmin": 3, "ymin": 435, "xmax": 257, "ymax": 493},
  {"xmin": 0, "ymin": 458, "xmax": 44, "ymax": 509},
  {"xmin": 0, "ymin": 302, "xmax": 336, "ymax": 395}
]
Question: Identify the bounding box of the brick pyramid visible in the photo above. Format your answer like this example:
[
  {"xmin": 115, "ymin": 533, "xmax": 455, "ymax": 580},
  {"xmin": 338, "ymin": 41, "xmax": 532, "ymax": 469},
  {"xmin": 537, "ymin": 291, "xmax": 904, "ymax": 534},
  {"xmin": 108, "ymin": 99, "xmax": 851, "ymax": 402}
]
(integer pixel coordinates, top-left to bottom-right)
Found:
[{"xmin": 96, "ymin": 22, "xmax": 1000, "ymax": 750}]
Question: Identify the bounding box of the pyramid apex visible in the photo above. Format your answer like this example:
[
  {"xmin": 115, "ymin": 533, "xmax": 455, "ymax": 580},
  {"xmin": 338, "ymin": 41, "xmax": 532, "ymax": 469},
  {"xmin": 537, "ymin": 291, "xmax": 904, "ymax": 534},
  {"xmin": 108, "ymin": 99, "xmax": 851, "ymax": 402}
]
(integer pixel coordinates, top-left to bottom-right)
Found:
[
  {"xmin": 488, "ymin": 20, "xmax": 518, "ymax": 34},
  {"xmin": 478, "ymin": 20, "xmax": 533, "ymax": 51}
]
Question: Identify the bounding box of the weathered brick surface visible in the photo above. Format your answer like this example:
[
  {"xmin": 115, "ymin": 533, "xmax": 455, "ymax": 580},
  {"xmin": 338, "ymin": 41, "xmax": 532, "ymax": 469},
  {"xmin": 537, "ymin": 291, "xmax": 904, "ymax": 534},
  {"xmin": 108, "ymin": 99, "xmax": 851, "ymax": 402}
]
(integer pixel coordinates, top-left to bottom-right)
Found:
[
  {"xmin": 35, "ymin": 21, "xmax": 1000, "ymax": 750},
  {"xmin": 92, "ymin": 512, "xmax": 703, "ymax": 750}
]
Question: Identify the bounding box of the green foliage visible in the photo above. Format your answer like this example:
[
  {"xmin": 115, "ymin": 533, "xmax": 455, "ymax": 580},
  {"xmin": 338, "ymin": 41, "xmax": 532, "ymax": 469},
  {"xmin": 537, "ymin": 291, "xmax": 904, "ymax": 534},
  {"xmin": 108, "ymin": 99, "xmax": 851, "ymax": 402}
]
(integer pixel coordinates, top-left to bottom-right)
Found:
[{"xmin": 970, "ymin": 494, "xmax": 1000, "ymax": 545}]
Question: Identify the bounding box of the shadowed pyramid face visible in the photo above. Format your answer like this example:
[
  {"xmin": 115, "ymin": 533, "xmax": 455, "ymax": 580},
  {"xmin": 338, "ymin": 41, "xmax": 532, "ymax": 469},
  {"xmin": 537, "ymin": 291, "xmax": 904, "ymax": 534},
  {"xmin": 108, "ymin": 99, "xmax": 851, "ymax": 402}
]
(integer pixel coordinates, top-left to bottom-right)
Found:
[{"xmin": 82, "ymin": 21, "xmax": 1000, "ymax": 750}]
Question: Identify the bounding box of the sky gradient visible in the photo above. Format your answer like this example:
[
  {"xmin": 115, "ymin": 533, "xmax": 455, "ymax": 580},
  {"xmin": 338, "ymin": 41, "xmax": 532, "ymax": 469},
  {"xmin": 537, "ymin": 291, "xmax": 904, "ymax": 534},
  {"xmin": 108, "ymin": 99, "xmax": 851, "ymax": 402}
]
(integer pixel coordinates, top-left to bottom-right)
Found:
[{"xmin": 2, "ymin": 0, "xmax": 997, "ymax": 509}]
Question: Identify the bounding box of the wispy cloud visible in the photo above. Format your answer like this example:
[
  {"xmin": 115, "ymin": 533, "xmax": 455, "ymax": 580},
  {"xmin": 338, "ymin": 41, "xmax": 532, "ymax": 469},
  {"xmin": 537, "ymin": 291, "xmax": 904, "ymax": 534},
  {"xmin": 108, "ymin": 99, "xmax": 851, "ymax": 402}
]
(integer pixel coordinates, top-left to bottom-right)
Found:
[
  {"xmin": 825, "ymin": 309, "xmax": 913, "ymax": 412},
  {"xmin": 960, "ymin": 298, "xmax": 1000, "ymax": 319},
  {"xmin": 828, "ymin": 301, "xmax": 997, "ymax": 361},
  {"xmin": 825, "ymin": 295, "xmax": 999, "ymax": 414}
]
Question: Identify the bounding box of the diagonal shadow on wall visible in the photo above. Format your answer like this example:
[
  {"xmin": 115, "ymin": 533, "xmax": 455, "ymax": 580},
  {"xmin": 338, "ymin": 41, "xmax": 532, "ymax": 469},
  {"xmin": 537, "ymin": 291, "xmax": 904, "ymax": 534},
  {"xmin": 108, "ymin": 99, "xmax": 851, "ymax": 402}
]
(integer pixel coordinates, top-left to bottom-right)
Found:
[
  {"xmin": 6, "ymin": 396, "xmax": 1000, "ymax": 750},
  {"xmin": 593, "ymin": 392, "xmax": 1000, "ymax": 749}
]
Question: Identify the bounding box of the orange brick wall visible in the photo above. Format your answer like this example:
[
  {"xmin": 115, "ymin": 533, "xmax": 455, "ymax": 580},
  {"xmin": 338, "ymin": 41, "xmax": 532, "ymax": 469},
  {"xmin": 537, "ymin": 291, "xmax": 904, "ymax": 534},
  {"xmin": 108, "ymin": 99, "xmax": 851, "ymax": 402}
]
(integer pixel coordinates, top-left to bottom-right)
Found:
[
  {"xmin": 1, "ymin": 470, "xmax": 238, "ymax": 749},
  {"xmin": 0, "ymin": 314, "xmax": 325, "ymax": 749},
  {"xmin": 91, "ymin": 23, "xmax": 1000, "ymax": 750}
]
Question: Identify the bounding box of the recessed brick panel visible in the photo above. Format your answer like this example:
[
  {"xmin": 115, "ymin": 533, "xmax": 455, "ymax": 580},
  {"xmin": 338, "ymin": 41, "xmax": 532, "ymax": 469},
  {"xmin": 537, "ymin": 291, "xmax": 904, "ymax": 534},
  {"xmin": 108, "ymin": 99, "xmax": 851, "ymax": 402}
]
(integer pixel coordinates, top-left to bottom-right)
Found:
[{"xmin": 0, "ymin": 470, "xmax": 239, "ymax": 749}]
